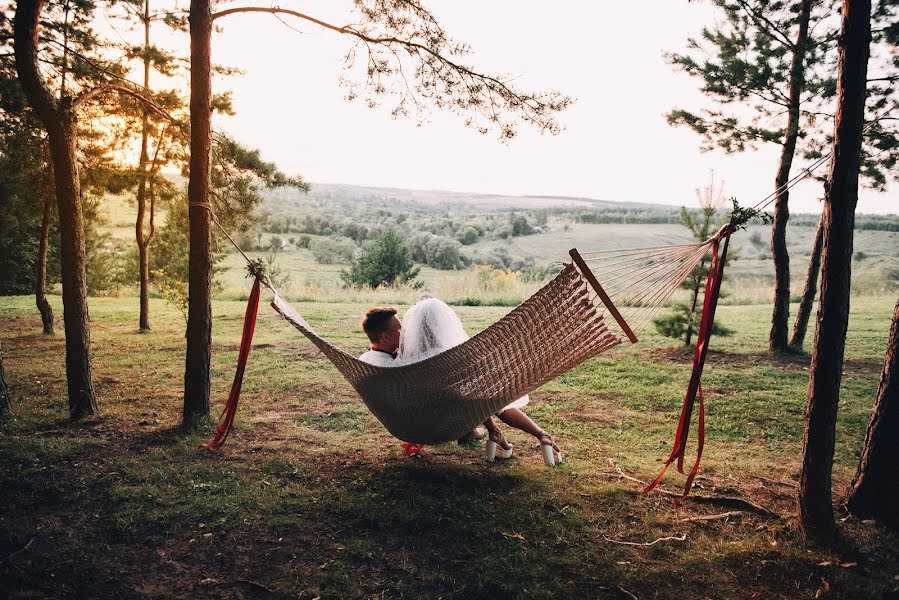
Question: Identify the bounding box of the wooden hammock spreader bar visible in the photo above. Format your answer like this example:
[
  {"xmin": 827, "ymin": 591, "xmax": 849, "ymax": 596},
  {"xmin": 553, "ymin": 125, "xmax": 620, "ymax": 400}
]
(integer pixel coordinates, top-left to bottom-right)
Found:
[{"xmin": 569, "ymin": 248, "xmax": 638, "ymax": 344}]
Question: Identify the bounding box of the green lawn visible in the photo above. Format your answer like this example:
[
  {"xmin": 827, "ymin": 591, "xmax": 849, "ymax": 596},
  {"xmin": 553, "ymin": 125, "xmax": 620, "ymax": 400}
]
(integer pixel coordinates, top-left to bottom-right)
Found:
[{"xmin": 0, "ymin": 292, "xmax": 897, "ymax": 598}]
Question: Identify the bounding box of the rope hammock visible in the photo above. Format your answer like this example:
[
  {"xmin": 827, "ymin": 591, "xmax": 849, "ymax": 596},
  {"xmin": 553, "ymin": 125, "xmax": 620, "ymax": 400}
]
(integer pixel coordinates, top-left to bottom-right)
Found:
[
  {"xmin": 196, "ymin": 134, "xmax": 844, "ymax": 496},
  {"xmin": 199, "ymin": 227, "xmax": 729, "ymax": 493}
]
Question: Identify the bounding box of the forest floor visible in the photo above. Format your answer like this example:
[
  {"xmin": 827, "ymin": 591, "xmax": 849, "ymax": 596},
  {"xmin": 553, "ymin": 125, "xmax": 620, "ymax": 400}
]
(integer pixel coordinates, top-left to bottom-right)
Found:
[{"xmin": 1, "ymin": 294, "xmax": 898, "ymax": 599}]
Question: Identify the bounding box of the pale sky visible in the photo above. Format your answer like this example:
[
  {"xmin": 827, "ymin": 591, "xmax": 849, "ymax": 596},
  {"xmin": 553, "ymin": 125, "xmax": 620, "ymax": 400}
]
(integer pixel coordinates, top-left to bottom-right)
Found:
[{"xmin": 122, "ymin": 1, "xmax": 898, "ymax": 214}]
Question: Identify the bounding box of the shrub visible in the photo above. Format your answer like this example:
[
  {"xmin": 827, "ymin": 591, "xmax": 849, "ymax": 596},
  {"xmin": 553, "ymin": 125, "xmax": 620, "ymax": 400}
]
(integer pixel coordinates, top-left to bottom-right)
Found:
[
  {"xmin": 409, "ymin": 233, "xmax": 466, "ymax": 270},
  {"xmin": 653, "ymin": 303, "xmax": 733, "ymax": 343},
  {"xmin": 456, "ymin": 225, "xmax": 481, "ymax": 245},
  {"xmin": 341, "ymin": 230, "xmax": 422, "ymax": 289},
  {"xmin": 310, "ymin": 236, "xmax": 358, "ymax": 264}
]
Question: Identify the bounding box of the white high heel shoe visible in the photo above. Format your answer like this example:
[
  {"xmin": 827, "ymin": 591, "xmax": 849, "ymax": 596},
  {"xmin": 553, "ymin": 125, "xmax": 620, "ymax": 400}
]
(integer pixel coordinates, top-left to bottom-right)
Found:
[
  {"xmin": 486, "ymin": 440, "xmax": 513, "ymax": 462},
  {"xmin": 539, "ymin": 435, "xmax": 563, "ymax": 466}
]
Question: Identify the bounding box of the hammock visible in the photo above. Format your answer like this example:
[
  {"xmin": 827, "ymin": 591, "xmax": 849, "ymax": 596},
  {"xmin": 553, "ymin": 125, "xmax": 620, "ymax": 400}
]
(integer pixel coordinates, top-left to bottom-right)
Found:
[{"xmin": 201, "ymin": 238, "xmax": 718, "ymax": 447}]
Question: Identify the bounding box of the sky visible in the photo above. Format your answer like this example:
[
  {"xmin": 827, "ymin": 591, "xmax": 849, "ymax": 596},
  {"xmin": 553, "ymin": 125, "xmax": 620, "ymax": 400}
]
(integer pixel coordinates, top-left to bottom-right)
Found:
[{"xmin": 126, "ymin": 1, "xmax": 897, "ymax": 214}]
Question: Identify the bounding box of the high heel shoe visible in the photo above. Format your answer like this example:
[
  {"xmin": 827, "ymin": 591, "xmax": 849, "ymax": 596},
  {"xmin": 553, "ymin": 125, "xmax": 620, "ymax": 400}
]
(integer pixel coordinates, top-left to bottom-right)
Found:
[
  {"xmin": 539, "ymin": 434, "xmax": 563, "ymax": 466},
  {"xmin": 486, "ymin": 440, "xmax": 513, "ymax": 462}
]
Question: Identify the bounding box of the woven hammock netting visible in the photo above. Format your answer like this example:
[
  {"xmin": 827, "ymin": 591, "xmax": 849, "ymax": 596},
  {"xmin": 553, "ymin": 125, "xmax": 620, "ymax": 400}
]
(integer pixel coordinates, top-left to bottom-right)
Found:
[{"xmin": 269, "ymin": 241, "xmax": 715, "ymax": 444}]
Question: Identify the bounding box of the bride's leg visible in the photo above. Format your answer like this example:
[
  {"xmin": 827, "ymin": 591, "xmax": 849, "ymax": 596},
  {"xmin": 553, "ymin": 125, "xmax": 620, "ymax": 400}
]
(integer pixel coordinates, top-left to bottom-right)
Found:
[
  {"xmin": 496, "ymin": 409, "xmax": 560, "ymax": 453},
  {"xmin": 484, "ymin": 417, "xmax": 511, "ymax": 450}
]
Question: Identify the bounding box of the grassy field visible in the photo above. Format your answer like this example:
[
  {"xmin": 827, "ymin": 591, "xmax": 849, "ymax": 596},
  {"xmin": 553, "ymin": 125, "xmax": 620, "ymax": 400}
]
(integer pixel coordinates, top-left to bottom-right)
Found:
[{"xmin": 1, "ymin": 290, "xmax": 897, "ymax": 599}]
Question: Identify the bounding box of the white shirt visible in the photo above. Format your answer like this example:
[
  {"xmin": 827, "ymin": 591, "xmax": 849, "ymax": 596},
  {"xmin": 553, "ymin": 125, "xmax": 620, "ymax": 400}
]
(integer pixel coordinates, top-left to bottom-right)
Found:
[{"xmin": 358, "ymin": 349, "xmax": 396, "ymax": 367}]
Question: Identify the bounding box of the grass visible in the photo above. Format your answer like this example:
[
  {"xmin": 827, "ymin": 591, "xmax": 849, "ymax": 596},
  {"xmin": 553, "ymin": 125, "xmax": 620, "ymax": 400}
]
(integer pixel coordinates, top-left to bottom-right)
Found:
[{"xmin": 1, "ymin": 292, "xmax": 898, "ymax": 598}]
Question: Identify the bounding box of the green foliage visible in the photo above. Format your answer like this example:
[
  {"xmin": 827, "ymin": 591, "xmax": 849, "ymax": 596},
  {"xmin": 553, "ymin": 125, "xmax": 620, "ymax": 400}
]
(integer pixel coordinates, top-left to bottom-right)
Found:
[
  {"xmin": 456, "ymin": 225, "xmax": 481, "ymax": 245},
  {"xmin": 665, "ymin": 0, "xmax": 838, "ymax": 154},
  {"xmin": 653, "ymin": 302, "xmax": 734, "ymax": 341},
  {"xmin": 409, "ymin": 233, "xmax": 466, "ymax": 270},
  {"xmin": 727, "ymin": 198, "xmax": 772, "ymax": 231},
  {"xmin": 147, "ymin": 202, "xmax": 223, "ymax": 316},
  {"xmin": 262, "ymin": 252, "xmax": 290, "ymax": 289},
  {"xmin": 340, "ymin": 230, "xmax": 421, "ymax": 289},
  {"xmin": 310, "ymin": 237, "xmax": 358, "ymax": 264}
]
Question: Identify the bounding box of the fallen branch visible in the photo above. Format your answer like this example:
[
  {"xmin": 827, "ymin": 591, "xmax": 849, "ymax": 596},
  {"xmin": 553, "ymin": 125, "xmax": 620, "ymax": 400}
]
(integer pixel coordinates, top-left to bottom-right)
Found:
[
  {"xmin": 680, "ymin": 511, "xmax": 749, "ymax": 522},
  {"xmin": 1, "ymin": 537, "xmax": 35, "ymax": 563},
  {"xmin": 603, "ymin": 533, "xmax": 687, "ymax": 547},
  {"xmin": 750, "ymin": 474, "xmax": 798, "ymax": 488},
  {"xmin": 617, "ymin": 584, "xmax": 639, "ymax": 600},
  {"xmin": 603, "ymin": 460, "xmax": 779, "ymax": 517}
]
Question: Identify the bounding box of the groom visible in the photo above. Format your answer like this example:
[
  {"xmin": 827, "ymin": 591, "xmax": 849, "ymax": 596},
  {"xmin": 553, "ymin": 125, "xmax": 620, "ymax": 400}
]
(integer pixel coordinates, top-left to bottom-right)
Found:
[
  {"xmin": 359, "ymin": 306, "xmax": 486, "ymax": 444},
  {"xmin": 358, "ymin": 307, "xmax": 402, "ymax": 367}
]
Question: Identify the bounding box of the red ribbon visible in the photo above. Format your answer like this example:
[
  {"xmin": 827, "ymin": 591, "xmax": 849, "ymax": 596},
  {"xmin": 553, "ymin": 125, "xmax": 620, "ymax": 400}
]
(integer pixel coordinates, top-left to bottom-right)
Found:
[
  {"xmin": 400, "ymin": 443, "xmax": 425, "ymax": 456},
  {"xmin": 645, "ymin": 228, "xmax": 731, "ymax": 499},
  {"xmin": 198, "ymin": 276, "xmax": 262, "ymax": 452}
]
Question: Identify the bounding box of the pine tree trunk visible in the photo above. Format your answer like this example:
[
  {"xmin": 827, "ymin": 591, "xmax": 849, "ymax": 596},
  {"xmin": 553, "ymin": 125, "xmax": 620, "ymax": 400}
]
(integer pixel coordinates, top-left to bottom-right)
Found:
[
  {"xmin": 15, "ymin": 0, "xmax": 97, "ymax": 421},
  {"xmin": 136, "ymin": 0, "xmax": 152, "ymax": 332},
  {"xmin": 36, "ymin": 193, "xmax": 54, "ymax": 335},
  {"xmin": 846, "ymin": 297, "xmax": 899, "ymax": 531},
  {"xmin": 799, "ymin": 0, "xmax": 871, "ymax": 545},
  {"xmin": 183, "ymin": 0, "xmax": 213, "ymax": 428},
  {"xmin": 769, "ymin": 0, "xmax": 813, "ymax": 353},
  {"xmin": 0, "ymin": 342, "xmax": 11, "ymax": 421},
  {"xmin": 790, "ymin": 212, "xmax": 825, "ymax": 350}
]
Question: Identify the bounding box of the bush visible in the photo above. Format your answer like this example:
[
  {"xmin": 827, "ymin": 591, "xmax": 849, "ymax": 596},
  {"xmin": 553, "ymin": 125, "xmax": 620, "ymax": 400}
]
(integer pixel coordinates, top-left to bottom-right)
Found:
[
  {"xmin": 456, "ymin": 225, "xmax": 481, "ymax": 245},
  {"xmin": 854, "ymin": 251, "xmax": 868, "ymax": 261},
  {"xmin": 409, "ymin": 233, "xmax": 466, "ymax": 270},
  {"xmin": 510, "ymin": 214, "xmax": 534, "ymax": 236},
  {"xmin": 310, "ymin": 237, "xmax": 358, "ymax": 264},
  {"xmin": 749, "ymin": 230, "xmax": 765, "ymax": 247},
  {"xmin": 653, "ymin": 303, "xmax": 733, "ymax": 343},
  {"xmin": 341, "ymin": 230, "xmax": 422, "ymax": 289}
]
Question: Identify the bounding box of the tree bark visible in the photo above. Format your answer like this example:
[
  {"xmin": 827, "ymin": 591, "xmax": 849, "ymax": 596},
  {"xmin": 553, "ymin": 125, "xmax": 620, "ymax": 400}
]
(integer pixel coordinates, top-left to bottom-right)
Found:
[
  {"xmin": 183, "ymin": 0, "xmax": 213, "ymax": 428},
  {"xmin": 136, "ymin": 0, "xmax": 152, "ymax": 332},
  {"xmin": 15, "ymin": 0, "xmax": 97, "ymax": 420},
  {"xmin": 789, "ymin": 211, "xmax": 825, "ymax": 350},
  {"xmin": 769, "ymin": 0, "xmax": 813, "ymax": 353},
  {"xmin": 0, "ymin": 342, "xmax": 11, "ymax": 421},
  {"xmin": 35, "ymin": 193, "xmax": 54, "ymax": 335},
  {"xmin": 799, "ymin": 0, "xmax": 871, "ymax": 545},
  {"xmin": 846, "ymin": 297, "xmax": 899, "ymax": 531}
]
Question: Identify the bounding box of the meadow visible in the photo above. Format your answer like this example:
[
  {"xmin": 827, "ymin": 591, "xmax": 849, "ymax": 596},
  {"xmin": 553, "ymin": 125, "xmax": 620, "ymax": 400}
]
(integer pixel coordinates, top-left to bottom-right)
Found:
[{"xmin": 1, "ymin": 283, "xmax": 897, "ymax": 598}]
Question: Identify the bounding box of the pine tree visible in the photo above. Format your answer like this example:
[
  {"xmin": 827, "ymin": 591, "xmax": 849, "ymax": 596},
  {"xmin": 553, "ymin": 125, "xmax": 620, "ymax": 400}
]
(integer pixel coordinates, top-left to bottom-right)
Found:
[
  {"xmin": 667, "ymin": 0, "xmax": 836, "ymax": 352},
  {"xmin": 799, "ymin": 0, "xmax": 872, "ymax": 545},
  {"xmin": 342, "ymin": 230, "xmax": 422, "ymax": 289}
]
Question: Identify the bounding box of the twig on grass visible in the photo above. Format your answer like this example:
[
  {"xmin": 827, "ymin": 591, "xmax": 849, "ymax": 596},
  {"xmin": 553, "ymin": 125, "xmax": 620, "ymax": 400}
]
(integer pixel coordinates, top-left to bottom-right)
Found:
[
  {"xmin": 603, "ymin": 533, "xmax": 687, "ymax": 546},
  {"xmin": 680, "ymin": 510, "xmax": 749, "ymax": 522},
  {"xmin": 1, "ymin": 537, "xmax": 35, "ymax": 563},
  {"xmin": 750, "ymin": 474, "xmax": 798, "ymax": 488},
  {"xmin": 602, "ymin": 460, "xmax": 779, "ymax": 517},
  {"xmin": 618, "ymin": 584, "xmax": 639, "ymax": 599}
]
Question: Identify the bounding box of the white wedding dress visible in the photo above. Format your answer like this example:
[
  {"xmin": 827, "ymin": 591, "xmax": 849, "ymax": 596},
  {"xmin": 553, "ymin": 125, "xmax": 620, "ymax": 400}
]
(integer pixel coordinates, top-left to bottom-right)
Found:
[{"xmin": 397, "ymin": 297, "xmax": 529, "ymax": 414}]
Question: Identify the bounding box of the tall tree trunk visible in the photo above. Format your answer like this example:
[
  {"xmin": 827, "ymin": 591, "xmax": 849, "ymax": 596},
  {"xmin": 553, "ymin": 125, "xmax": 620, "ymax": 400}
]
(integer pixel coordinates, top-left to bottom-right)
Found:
[
  {"xmin": 0, "ymin": 342, "xmax": 11, "ymax": 421},
  {"xmin": 790, "ymin": 211, "xmax": 825, "ymax": 350},
  {"xmin": 15, "ymin": 0, "xmax": 97, "ymax": 421},
  {"xmin": 35, "ymin": 193, "xmax": 54, "ymax": 335},
  {"xmin": 846, "ymin": 297, "xmax": 899, "ymax": 531},
  {"xmin": 136, "ymin": 0, "xmax": 152, "ymax": 332},
  {"xmin": 183, "ymin": 0, "xmax": 213, "ymax": 428},
  {"xmin": 769, "ymin": 0, "xmax": 814, "ymax": 353},
  {"xmin": 799, "ymin": 0, "xmax": 871, "ymax": 545}
]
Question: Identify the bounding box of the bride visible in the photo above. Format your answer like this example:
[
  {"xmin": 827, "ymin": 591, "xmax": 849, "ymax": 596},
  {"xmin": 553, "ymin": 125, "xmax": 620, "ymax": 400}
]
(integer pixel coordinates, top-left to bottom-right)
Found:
[{"xmin": 397, "ymin": 297, "xmax": 562, "ymax": 465}]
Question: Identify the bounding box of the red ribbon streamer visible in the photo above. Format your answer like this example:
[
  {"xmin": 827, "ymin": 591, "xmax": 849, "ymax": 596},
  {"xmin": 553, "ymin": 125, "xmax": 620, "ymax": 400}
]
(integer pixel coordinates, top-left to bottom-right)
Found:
[
  {"xmin": 645, "ymin": 228, "xmax": 731, "ymax": 499},
  {"xmin": 198, "ymin": 276, "xmax": 262, "ymax": 452}
]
